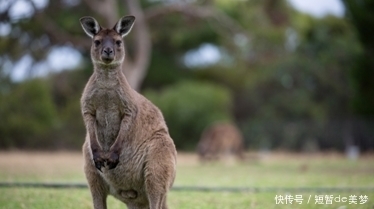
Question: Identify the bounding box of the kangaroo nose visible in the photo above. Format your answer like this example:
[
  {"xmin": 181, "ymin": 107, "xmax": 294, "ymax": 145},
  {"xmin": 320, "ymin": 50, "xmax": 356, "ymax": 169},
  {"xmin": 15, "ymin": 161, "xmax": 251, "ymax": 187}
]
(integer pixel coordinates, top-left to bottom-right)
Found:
[{"xmin": 103, "ymin": 47, "xmax": 113, "ymax": 56}]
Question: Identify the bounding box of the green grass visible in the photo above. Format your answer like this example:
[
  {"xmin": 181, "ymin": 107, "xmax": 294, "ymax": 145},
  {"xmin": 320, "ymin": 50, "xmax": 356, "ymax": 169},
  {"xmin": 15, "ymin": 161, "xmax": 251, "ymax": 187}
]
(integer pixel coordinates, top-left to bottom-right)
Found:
[
  {"xmin": 0, "ymin": 152, "xmax": 373, "ymax": 209},
  {"xmin": 0, "ymin": 188, "xmax": 372, "ymax": 209}
]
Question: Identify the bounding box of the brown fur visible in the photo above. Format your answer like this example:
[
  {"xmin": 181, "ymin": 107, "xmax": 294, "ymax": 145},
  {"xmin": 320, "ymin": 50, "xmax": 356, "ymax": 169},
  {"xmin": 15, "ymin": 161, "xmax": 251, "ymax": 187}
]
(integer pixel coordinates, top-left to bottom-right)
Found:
[
  {"xmin": 197, "ymin": 122, "xmax": 244, "ymax": 161},
  {"xmin": 79, "ymin": 16, "xmax": 177, "ymax": 209}
]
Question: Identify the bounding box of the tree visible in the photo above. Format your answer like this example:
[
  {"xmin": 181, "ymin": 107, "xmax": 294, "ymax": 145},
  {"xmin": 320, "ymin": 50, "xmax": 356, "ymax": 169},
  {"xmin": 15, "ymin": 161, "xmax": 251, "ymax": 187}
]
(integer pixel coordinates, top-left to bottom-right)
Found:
[
  {"xmin": 1, "ymin": 0, "xmax": 372, "ymax": 151},
  {"xmin": 0, "ymin": 0, "xmax": 251, "ymax": 150},
  {"xmin": 0, "ymin": 0, "xmax": 248, "ymax": 91},
  {"xmin": 342, "ymin": 0, "xmax": 374, "ymax": 117},
  {"xmin": 0, "ymin": 79, "xmax": 57, "ymax": 148}
]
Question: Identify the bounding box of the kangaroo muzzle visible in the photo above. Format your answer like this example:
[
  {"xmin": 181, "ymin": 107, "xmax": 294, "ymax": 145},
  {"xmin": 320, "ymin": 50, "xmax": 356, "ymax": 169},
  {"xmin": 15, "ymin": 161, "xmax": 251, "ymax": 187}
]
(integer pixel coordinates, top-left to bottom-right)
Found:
[{"xmin": 101, "ymin": 47, "xmax": 114, "ymax": 63}]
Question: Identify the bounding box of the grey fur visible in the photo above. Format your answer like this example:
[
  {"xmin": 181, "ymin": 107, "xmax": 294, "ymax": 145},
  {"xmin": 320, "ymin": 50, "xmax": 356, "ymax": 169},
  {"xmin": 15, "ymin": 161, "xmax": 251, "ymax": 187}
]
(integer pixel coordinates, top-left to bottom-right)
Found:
[{"xmin": 80, "ymin": 16, "xmax": 177, "ymax": 209}]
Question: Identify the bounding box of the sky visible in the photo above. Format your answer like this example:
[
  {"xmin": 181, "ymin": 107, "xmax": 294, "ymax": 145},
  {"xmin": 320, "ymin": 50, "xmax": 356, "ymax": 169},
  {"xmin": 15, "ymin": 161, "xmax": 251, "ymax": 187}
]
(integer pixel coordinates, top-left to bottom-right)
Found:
[
  {"xmin": 1, "ymin": 0, "xmax": 346, "ymax": 81},
  {"xmin": 287, "ymin": 0, "xmax": 345, "ymax": 17}
]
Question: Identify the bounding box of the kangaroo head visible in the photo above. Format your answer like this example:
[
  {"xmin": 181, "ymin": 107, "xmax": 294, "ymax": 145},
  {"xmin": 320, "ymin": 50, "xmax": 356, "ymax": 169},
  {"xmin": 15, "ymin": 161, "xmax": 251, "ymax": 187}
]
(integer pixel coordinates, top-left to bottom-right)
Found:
[{"xmin": 80, "ymin": 16, "xmax": 135, "ymax": 68}]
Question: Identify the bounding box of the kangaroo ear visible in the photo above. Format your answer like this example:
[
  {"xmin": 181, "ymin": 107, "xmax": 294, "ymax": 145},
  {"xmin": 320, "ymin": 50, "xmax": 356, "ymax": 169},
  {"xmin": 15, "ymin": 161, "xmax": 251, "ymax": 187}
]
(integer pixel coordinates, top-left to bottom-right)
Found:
[
  {"xmin": 80, "ymin": 16, "xmax": 101, "ymax": 38},
  {"xmin": 114, "ymin": 15, "xmax": 135, "ymax": 37}
]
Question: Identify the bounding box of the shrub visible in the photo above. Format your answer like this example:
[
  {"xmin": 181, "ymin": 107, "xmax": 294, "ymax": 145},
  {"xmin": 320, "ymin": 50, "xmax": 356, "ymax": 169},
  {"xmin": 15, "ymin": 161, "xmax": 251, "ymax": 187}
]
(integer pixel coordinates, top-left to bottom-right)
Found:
[
  {"xmin": 0, "ymin": 79, "xmax": 57, "ymax": 148},
  {"xmin": 144, "ymin": 81, "xmax": 233, "ymax": 150}
]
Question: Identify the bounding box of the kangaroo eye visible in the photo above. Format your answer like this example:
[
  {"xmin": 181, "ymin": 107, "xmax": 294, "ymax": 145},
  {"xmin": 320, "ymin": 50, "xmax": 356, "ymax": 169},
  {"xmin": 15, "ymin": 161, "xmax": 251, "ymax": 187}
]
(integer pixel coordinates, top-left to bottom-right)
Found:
[
  {"xmin": 116, "ymin": 40, "xmax": 122, "ymax": 46},
  {"xmin": 94, "ymin": 40, "xmax": 101, "ymax": 46}
]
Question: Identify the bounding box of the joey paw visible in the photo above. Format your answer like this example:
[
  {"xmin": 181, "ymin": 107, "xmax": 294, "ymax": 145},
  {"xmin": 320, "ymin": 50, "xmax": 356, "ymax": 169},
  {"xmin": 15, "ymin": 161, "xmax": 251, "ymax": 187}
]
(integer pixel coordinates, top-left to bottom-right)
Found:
[
  {"xmin": 92, "ymin": 150, "xmax": 105, "ymax": 172},
  {"xmin": 92, "ymin": 149, "xmax": 119, "ymax": 171},
  {"xmin": 106, "ymin": 151, "xmax": 119, "ymax": 170}
]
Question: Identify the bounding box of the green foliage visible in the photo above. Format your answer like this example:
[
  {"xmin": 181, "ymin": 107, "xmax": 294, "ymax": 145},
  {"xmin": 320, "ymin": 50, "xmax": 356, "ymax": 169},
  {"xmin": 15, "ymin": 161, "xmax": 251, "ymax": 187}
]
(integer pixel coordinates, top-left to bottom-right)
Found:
[
  {"xmin": 144, "ymin": 81, "xmax": 233, "ymax": 150},
  {"xmin": 343, "ymin": 0, "xmax": 374, "ymax": 117},
  {"xmin": 48, "ymin": 68, "xmax": 90, "ymax": 149},
  {"xmin": 350, "ymin": 56, "xmax": 374, "ymax": 116},
  {"xmin": 231, "ymin": 15, "xmax": 365, "ymax": 151},
  {"xmin": 142, "ymin": 49, "xmax": 191, "ymax": 89},
  {"xmin": 0, "ymin": 79, "xmax": 57, "ymax": 148},
  {"xmin": 0, "ymin": 68, "xmax": 88, "ymax": 150}
]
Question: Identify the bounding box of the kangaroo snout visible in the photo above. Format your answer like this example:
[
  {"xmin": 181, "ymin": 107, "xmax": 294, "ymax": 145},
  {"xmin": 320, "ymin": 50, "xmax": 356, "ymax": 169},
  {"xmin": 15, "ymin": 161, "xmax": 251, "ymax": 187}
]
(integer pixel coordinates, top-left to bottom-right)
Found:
[
  {"xmin": 101, "ymin": 47, "xmax": 114, "ymax": 62},
  {"xmin": 103, "ymin": 47, "xmax": 113, "ymax": 56}
]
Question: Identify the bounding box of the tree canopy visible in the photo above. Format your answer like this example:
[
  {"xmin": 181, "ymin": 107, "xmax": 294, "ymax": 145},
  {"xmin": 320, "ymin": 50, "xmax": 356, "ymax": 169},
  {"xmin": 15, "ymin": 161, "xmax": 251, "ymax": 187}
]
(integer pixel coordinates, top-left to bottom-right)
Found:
[{"xmin": 0, "ymin": 0, "xmax": 373, "ymax": 151}]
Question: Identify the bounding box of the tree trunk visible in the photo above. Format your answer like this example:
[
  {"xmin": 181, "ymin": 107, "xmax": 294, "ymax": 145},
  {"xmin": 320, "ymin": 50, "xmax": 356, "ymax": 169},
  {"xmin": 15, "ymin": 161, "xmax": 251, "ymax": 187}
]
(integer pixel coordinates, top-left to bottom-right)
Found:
[{"xmin": 123, "ymin": 0, "xmax": 152, "ymax": 91}]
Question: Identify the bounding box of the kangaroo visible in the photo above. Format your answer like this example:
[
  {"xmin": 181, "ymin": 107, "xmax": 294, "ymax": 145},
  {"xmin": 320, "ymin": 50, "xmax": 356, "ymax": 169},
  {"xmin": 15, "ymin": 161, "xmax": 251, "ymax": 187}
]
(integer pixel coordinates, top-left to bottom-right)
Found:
[
  {"xmin": 79, "ymin": 15, "xmax": 177, "ymax": 209},
  {"xmin": 197, "ymin": 122, "xmax": 244, "ymax": 162}
]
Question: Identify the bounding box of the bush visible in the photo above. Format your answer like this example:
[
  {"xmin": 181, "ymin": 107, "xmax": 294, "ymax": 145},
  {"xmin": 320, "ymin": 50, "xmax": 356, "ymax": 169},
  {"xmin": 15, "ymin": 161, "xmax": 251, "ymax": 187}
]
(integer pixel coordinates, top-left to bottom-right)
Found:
[
  {"xmin": 144, "ymin": 81, "xmax": 233, "ymax": 150},
  {"xmin": 0, "ymin": 79, "xmax": 57, "ymax": 149}
]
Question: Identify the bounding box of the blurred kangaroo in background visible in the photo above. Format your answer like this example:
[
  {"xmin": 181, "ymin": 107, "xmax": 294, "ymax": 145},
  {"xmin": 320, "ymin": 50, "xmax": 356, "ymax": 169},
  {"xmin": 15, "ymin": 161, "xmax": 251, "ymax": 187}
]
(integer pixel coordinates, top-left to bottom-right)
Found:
[
  {"xmin": 79, "ymin": 15, "xmax": 177, "ymax": 209},
  {"xmin": 197, "ymin": 122, "xmax": 244, "ymax": 161}
]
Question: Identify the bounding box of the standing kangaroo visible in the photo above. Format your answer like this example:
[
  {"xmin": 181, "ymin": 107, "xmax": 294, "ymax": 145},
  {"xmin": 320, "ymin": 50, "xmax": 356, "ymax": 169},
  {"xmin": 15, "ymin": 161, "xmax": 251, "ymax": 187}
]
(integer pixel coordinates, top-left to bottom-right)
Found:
[{"xmin": 79, "ymin": 15, "xmax": 177, "ymax": 209}]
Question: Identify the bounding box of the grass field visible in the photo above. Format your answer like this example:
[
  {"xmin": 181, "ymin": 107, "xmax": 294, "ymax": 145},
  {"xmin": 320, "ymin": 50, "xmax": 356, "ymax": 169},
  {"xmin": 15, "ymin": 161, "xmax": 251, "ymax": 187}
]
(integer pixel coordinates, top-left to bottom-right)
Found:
[{"xmin": 0, "ymin": 151, "xmax": 373, "ymax": 209}]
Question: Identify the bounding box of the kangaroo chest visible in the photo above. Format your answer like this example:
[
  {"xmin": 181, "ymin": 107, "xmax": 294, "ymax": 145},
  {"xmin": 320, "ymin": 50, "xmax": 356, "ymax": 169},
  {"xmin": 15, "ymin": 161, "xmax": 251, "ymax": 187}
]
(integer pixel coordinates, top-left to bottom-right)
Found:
[{"xmin": 90, "ymin": 85, "xmax": 128, "ymax": 150}]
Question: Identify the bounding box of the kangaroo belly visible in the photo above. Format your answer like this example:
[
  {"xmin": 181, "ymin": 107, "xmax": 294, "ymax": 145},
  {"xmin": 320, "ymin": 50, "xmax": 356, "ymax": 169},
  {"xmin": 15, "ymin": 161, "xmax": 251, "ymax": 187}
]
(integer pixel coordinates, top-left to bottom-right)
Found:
[
  {"xmin": 100, "ymin": 150, "xmax": 148, "ymax": 205},
  {"xmin": 96, "ymin": 106, "xmax": 121, "ymax": 150}
]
